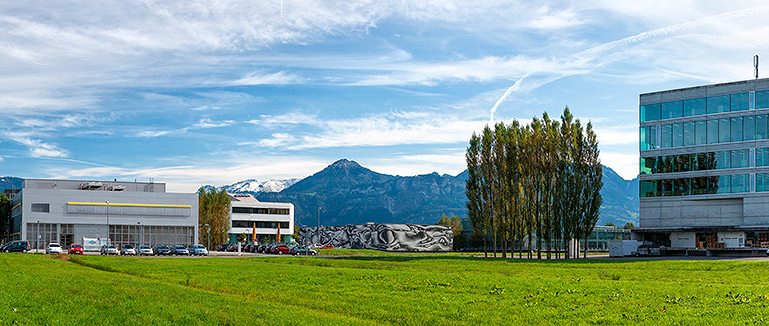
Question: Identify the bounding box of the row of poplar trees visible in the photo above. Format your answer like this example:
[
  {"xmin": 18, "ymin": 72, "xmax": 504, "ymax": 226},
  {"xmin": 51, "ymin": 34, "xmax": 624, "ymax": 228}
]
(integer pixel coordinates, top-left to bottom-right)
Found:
[
  {"xmin": 465, "ymin": 107, "xmax": 603, "ymax": 259},
  {"xmin": 198, "ymin": 187, "xmax": 231, "ymax": 248}
]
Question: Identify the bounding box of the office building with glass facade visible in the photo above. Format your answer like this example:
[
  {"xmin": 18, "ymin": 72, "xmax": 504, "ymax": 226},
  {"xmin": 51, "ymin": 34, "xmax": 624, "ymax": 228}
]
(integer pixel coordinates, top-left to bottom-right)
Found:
[
  {"xmin": 8, "ymin": 179, "xmax": 198, "ymax": 250},
  {"xmin": 227, "ymin": 194, "xmax": 294, "ymax": 244},
  {"xmin": 639, "ymin": 78, "xmax": 769, "ymax": 248}
]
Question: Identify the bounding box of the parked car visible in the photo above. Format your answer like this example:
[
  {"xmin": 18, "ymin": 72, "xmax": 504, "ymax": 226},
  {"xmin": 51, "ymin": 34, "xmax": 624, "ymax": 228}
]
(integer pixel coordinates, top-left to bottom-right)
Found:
[
  {"xmin": 189, "ymin": 244, "xmax": 208, "ymax": 256},
  {"xmin": 226, "ymin": 243, "xmax": 239, "ymax": 252},
  {"xmin": 243, "ymin": 244, "xmax": 254, "ymax": 253},
  {"xmin": 46, "ymin": 243, "xmax": 63, "ymax": 255},
  {"xmin": 68, "ymin": 243, "xmax": 84, "ymax": 255},
  {"xmin": 290, "ymin": 246, "xmax": 317, "ymax": 256},
  {"xmin": 216, "ymin": 244, "xmax": 229, "ymax": 252},
  {"xmin": 173, "ymin": 245, "xmax": 190, "ymax": 255},
  {"xmin": 120, "ymin": 244, "xmax": 137, "ymax": 255},
  {"xmin": 154, "ymin": 245, "xmax": 173, "ymax": 256},
  {"xmin": 138, "ymin": 245, "xmax": 153, "ymax": 256},
  {"xmin": 2, "ymin": 241, "xmax": 30, "ymax": 253},
  {"xmin": 271, "ymin": 244, "xmax": 291, "ymax": 255},
  {"xmin": 101, "ymin": 244, "xmax": 119, "ymax": 255},
  {"xmin": 635, "ymin": 243, "xmax": 666, "ymax": 256}
]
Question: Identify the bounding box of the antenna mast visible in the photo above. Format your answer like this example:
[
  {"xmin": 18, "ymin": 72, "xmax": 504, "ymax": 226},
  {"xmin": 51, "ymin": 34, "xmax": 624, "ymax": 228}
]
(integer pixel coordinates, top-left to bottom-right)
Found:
[{"xmin": 755, "ymin": 55, "xmax": 759, "ymax": 79}]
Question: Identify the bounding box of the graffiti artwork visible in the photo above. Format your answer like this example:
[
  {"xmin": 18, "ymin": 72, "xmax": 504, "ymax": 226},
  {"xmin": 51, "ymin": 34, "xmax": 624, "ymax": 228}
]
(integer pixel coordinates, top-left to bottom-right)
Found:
[{"xmin": 299, "ymin": 224, "xmax": 452, "ymax": 252}]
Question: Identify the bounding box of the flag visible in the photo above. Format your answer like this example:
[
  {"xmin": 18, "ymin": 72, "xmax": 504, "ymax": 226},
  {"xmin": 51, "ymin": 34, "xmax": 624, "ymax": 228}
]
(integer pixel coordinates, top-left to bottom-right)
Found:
[
  {"xmin": 252, "ymin": 222, "xmax": 256, "ymax": 243},
  {"xmin": 276, "ymin": 223, "xmax": 281, "ymax": 243}
]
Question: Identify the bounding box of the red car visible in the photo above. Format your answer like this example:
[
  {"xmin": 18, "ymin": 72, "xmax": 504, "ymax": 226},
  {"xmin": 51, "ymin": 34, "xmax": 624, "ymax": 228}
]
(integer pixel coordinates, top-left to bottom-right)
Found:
[
  {"xmin": 271, "ymin": 244, "xmax": 291, "ymax": 255},
  {"xmin": 68, "ymin": 243, "xmax": 84, "ymax": 255}
]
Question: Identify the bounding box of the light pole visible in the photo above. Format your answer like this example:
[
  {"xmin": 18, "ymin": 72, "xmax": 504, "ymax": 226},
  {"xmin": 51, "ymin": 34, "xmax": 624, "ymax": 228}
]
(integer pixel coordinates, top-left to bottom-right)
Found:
[
  {"xmin": 137, "ymin": 221, "xmax": 141, "ymax": 246},
  {"xmin": 36, "ymin": 220, "xmax": 40, "ymax": 253},
  {"xmin": 204, "ymin": 223, "xmax": 210, "ymax": 249},
  {"xmin": 105, "ymin": 201, "xmax": 110, "ymax": 245},
  {"xmin": 317, "ymin": 207, "xmax": 321, "ymax": 253}
]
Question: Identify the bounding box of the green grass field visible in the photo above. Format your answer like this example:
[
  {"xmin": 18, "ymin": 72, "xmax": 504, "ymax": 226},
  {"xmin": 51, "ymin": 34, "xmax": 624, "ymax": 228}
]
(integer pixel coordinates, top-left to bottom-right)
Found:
[{"xmin": 2, "ymin": 253, "xmax": 769, "ymax": 325}]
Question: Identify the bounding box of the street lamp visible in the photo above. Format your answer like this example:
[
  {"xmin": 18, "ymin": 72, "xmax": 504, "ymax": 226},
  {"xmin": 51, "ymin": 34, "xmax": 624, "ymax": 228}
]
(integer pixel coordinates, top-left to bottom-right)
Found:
[
  {"xmin": 204, "ymin": 223, "xmax": 210, "ymax": 250},
  {"xmin": 317, "ymin": 207, "xmax": 321, "ymax": 252},
  {"xmin": 105, "ymin": 201, "xmax": 110, "ymax": 245},
  {"xmin": 137, "ymin": 221, "xmax": 141, "ymax": 246},
  {"xmin": 36, "ymin": 220, "xmax": 40, "ymax": 253}
]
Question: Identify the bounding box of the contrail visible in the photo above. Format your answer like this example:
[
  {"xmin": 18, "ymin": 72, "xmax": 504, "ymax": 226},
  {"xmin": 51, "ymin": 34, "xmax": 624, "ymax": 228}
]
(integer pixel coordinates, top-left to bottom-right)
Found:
[{"xmin": 489, "ymin": 72, "xmax": 530, "ymax": 123}]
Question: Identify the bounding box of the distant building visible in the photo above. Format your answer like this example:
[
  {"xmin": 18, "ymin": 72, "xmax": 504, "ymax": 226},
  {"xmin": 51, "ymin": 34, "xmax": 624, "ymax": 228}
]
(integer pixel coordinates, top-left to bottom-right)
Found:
[
  {"xmin": 227, "ymin": 194, "xmax": 294, "ymax": 243},
  {"xmin": 8, "ymin": 179, "xmax": 198, "ymax": 249},
  {"xmin": 299, "ymin": 224, "xmax": 453, "ymax": 251},
  {"xmin": 638, "ymin": 78, "xmax": 769, "ymax": 248}
]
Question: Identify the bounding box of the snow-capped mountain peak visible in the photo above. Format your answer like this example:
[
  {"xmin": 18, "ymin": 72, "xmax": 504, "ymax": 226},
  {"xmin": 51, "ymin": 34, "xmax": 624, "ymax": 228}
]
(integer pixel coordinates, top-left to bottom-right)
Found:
[{"xmin": 224, "ymin": 178, "xmax": 300, "ymax": 194}]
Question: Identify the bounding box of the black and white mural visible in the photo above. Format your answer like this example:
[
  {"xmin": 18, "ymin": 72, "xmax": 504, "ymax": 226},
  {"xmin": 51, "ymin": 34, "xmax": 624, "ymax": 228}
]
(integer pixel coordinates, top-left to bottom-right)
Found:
[{"xmin": 300, "ymin": 224, "xmax": 453, "ymax": 252}]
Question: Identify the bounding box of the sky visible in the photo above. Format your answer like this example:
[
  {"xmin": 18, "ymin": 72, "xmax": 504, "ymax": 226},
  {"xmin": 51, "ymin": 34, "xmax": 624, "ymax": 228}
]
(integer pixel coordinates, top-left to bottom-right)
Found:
[{"xmin": 2, "ymin": 1, "xmax": 769, "ymax": 192}]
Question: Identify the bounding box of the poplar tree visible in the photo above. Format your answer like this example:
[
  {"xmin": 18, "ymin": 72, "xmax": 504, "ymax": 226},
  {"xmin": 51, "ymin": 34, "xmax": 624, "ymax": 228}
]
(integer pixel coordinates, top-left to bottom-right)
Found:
[{"xmin": 198, "ymin": 187, "xmax": 231, "ymax": 248}]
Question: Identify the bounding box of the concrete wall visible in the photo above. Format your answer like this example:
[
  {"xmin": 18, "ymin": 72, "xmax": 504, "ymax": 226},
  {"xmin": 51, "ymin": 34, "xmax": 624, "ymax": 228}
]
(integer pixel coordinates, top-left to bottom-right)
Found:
[{"xmin": 300, "ymin": 224, "xmax": 453, "ymax": 252}]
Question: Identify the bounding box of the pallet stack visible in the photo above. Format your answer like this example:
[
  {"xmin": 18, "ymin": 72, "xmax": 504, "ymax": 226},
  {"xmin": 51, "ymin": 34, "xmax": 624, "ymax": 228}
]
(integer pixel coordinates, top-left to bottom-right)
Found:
[
  {"xmin": 705, "ymin": 235, "xmax": 718, "ymax": 249},
  {"xmin": 759, "ymin": 233, "xmax": 769, "ymax": 248}
]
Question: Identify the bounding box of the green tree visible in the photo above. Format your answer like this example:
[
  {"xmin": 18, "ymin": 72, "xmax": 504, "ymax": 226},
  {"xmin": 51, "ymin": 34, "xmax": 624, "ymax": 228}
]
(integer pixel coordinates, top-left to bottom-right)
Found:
[
  {"xmin": 0, "ymin": 194, "xmax": 10, "ymax": 242},
  {"xmin": 436, "ymin": 214, "xmax": 464, "ymax": 251},
  {"xmin": 198, "ymin": 187, "xmax": 231, "ymax": 248},
  {"xmin": 624, "ymin": 222, "xmax": 635, "ymax": 230},
  {"xmin": 605, "ymin": 222, "xmax": 615, "ymax": 227}
]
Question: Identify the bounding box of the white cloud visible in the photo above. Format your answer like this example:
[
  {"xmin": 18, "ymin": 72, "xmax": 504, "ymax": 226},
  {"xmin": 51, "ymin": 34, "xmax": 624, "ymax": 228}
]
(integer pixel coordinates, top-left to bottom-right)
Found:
[
  {"xmin": 193, "ymin": 118, "xmax": 235, "ymax": 128},
  {"xmin": 136, "ymin": 130, "xmax": 171, "ymax": 138},
  {"xmin": 599, "ymin": 152, "xmax": 639, "ymax": 180},
  {"xmin": 3, "ymin": 132, "xmax": 68, "ymax": 158},
  {"xmin": 230, "ymin": 71, "xmax": 302, "ymax": 86},
  {"xmin": 49, "ymin": 155, "xmax": 329, "ymax": 193}
]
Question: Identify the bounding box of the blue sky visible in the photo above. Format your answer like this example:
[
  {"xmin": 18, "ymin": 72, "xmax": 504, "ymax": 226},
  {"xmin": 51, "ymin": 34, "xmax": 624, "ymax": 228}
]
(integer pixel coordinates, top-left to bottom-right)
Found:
[{"xmin": 2, "ymin": 1, "xmax": 769, "ymax": 192}]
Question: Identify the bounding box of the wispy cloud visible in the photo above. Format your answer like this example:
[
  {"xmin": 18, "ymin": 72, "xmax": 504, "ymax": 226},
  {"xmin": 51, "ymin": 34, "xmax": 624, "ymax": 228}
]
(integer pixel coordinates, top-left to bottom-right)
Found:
[
  {"xmin": 4, "ymin": 132, "xmax": 68, "ymax": 158},
  {"xmin": 193, "ymin": 118, "xmax": 235, "ymax": 128},
  {"xmin": 136, "ymin": 130, "xmax": 171, "ymax": 138},
  {"xmin": 230, "ymin": 71, "xmax": 302, "ymax": 86}
]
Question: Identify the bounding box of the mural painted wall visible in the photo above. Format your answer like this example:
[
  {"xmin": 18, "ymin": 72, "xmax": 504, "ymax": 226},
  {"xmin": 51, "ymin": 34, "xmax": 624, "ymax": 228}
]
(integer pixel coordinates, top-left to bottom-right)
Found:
[{"xmin": 299, "ymin": 224, "xmax": 453, "ymax": 252}]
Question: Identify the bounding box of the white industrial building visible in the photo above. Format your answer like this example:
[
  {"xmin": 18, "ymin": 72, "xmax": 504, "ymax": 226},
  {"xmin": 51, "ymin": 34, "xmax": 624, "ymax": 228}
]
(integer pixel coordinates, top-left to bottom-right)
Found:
[
  {"xmin": 8, "ymin": 179, "xmax": 198, "ymax": 250},
  {"xmin": 227, "ymin": 194, "xmax": 294, "ymax": 243}
]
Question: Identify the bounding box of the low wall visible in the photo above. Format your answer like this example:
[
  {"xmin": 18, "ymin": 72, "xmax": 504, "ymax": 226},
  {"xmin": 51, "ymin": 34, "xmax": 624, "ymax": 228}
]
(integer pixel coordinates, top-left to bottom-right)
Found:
[{"xmin": 299, "ymin": 224, "xmax": 452, "ymax": 252}]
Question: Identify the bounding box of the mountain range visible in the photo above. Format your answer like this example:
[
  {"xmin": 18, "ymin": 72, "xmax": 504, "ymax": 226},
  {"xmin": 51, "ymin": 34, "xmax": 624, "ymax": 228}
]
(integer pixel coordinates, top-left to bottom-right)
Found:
[{"xmin": 1, "ymin": 160, "xmax": 640, "ymax": 227}]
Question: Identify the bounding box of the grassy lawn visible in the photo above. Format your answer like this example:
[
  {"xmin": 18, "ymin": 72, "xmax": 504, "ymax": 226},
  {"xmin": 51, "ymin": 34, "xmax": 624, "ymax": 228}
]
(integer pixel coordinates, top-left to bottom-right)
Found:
[{"xmin": 2, "ymin": 253, "xmax": 769, "ymax": 325}]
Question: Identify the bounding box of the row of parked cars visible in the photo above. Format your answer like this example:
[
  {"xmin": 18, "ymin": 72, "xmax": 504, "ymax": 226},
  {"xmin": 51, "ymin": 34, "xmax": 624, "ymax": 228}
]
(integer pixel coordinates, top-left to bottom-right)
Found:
[
  {"xmin": 100, "ymin": 244, "xmax": 209, "ymax": 256},
  {"xmin": 215, "ymin": 243, "xmax": 317, "ymax": 256}
]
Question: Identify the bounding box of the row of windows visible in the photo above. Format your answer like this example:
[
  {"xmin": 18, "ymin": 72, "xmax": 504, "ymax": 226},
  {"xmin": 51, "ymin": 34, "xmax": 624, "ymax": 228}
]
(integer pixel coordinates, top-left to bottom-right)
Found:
[
  {"xmin": 639, "ymin": 148, "xmax": 769, "ymax": 174},
  {"xmin": 639, "ymin": 174, "xmax": 758, "ymax": 197},
  {"xmin": 232, "ymin": 207, "xmax": 290, "ymax": 215},
  {"xmin": 110, "ymin": 225, "xmax": 194, "ymax": 248},
  {"xmin": 640, "ymin": 90, "xmax": 769, "ymax": 122},
  {"xmin": 66, "ymin": 204, "xmax": 191, "ymax": 217},
  {"xmin": 640, "ymin": 114, "xmax": 769, "ymax": 150},
  {"xmin": 31, "ymin": 203, "xmax": 50, "ymax": 213},
  {"xmin": 25, "ymin": 223, "xmax": 60, "ymax": 249},
  {"xmin": 231, "ymin": 220, "xmax": 289, "ymax": 229}
]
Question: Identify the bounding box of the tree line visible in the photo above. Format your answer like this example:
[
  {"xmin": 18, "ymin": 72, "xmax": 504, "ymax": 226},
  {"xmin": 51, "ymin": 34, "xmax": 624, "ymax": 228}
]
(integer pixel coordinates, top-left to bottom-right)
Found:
[{"xmin": 465, "ymin": 107, "xmax": 602, "ymax": 259}]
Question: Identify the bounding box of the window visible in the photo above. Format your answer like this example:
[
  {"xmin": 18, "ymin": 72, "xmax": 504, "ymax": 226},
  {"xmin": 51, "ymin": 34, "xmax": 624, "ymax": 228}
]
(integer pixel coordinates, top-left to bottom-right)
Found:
[
  {"xmin": 730, "ymin": 93, "xmax": 749, "ymax": 111},
  {"xmin": 31, "ymin": 203, "xmax": 50, "ymax": 213},
  {"xmin": 731, "ymin": 116, "xmax": 743, "ymax": 142},
  {"xmin": 640, "ymin": 157, "xmax": 655, "ymax": 175},
  {"xmin": 640, "ymin": 126, "xmax": 656, "ymax": 150},
  {"xmin": 758, "ymin": 173, "xmax": 769, "ymax": 192},
  {"xmin": 683, "ymin": 121, "xmax": 695, "ymax": 146},
  {"xmin": 744, "ymin": 115, "xmax": 756, "ymax": 141},
  {"xmin": 758, "ymin": 114, "xmax": 768, "ymax": 140},
  {"xmin": 715, "ymin": 151, "xmax": 730, "ymax": 169},
  {"xmin": 232, "ymin": 221, "xmax": 290, "ymax": 228},
  {"xmin": 756, "ymin": 90, "xmax": 769, "ymax": 109},
  {"xmin": 731, "ymin": 174, "xmax": 749, "ymax": 193},
  {"xmin": 731, "ymin": 149, "xmax": 749, "ymax": 169},
  {"xmin": 673, "ymin": 178, "xmax": 689, "ymax": 196},
  {"xmin": 672, "ymin": 123, "xmax": 683, "ymax": 147},
  {"xmin": 641, "ymin": 103, "xmax": 660, "ymax": 122},
  {"xmin": 758, "ymin": 148, "xmax": 769, "ymax": 167},
  {"xmin": 661, "ymin": 100, "xmax": 683, "ymax": 119},
  {"xmin": 684, "ymin": 97, "xmax": 706, "ymax": 117},
  {"xmin": 708, "ymin": 95, "xmax": 730, "ymax": 114},
  {"xmin": 716, "ymin": 175, "xmax": 731, "ymax": 194},
  {"xmin": 695, "ymin": 120, "xmax": 707, "ymax": 145},
  {"xmin": 707, "ymin": 119, "xmax": 719, "ymax": 144},
  {"xmin": 232, "ymin": 207, "xmax": 289, "ymax": 215},
  {"xmin": 718, "ymin": 118, "xmax": 730, "ymax": 143},
  {"xmin": 661, "ymin": 124, "xmax": 672, "ymax": 148},
  {"xmin": 692, "ymin": 177, "xmax": 709, "ymax": 195}
]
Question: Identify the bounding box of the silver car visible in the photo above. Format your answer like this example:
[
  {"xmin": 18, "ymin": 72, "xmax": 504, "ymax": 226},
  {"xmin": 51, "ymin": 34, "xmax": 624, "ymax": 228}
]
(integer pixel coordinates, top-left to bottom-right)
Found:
[
  {"xmin": 138, "ymin": 245, "xmax": 153, "ymax": 256},
  {"xmin": 189, "ymin": 244, "xmax": 208, "ymax": 256},
  {"xmin": 101, "ymin": 244, "xmax": 119, "ymax": 255},
  {"xmin": 120, "ymin": 244, "xmax": 137, "ymax": 255}
]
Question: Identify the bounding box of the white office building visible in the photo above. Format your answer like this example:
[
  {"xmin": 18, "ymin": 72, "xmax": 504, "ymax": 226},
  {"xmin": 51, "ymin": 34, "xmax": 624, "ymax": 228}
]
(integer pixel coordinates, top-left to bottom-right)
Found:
[
  {"xmin": 8, "ymin": 179, "xmax": 198, "ymax": 250},
  {"xmin": 227, "ymin": 194, "xmax": 294, "ymax": 243}
]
